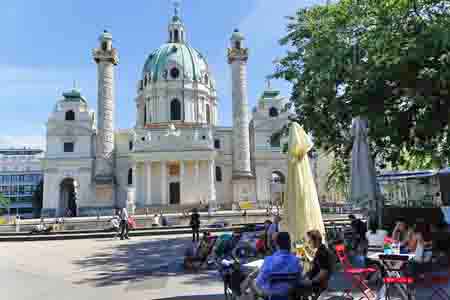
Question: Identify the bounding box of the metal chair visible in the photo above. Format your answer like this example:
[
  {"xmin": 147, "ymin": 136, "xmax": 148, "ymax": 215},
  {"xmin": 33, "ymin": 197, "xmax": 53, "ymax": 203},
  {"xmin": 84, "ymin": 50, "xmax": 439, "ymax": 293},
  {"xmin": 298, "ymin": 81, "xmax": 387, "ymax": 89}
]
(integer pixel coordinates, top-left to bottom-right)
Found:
[{"xmin": 334, "ymin": 244, "xmax": 378, "ymax": 300}]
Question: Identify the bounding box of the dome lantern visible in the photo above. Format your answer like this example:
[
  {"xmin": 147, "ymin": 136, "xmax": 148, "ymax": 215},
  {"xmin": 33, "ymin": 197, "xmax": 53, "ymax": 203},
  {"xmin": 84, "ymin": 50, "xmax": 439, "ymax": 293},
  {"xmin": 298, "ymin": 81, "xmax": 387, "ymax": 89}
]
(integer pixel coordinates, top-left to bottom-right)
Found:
[{"xmin": 168, "ymin": 0, "xmax": 186, "ymax": 43}]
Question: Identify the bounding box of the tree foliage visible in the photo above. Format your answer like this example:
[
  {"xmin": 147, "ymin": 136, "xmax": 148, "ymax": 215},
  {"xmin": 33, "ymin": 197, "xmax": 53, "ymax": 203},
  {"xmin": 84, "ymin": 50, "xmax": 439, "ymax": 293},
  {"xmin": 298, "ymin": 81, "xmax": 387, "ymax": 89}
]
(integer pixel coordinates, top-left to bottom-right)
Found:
[
  {"xmin": 274, "ymin": 0, "xmax": 450, "ymax": 168},
  {"xmin": 0, "ymin": 193, "xmax": 10, "ymax": 214}
]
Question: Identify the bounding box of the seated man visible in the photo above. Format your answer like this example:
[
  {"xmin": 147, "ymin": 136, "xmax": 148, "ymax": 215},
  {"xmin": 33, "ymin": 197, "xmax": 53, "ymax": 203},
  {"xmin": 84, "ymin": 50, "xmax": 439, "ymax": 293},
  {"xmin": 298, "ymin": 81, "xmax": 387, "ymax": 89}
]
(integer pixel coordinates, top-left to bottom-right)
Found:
[
  {"xmin": 242, "ymin": 232, "xmax": 302, "ymax": 299},
  {"xmin": 300, "ymin": 230, "xmax": 333, "ymax": 294}
]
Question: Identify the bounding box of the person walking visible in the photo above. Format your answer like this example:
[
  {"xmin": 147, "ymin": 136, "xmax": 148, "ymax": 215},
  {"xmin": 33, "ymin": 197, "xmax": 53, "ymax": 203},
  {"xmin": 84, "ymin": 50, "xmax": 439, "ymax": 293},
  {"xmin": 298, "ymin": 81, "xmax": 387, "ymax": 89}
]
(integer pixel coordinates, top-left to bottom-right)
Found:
[
  {"xmin": 190, "ymin": 208, "xmax": 200, "ymax": 242},
  {"xmin": 119, "ymin": 207, "xmax": 129, "ymax": 240}
]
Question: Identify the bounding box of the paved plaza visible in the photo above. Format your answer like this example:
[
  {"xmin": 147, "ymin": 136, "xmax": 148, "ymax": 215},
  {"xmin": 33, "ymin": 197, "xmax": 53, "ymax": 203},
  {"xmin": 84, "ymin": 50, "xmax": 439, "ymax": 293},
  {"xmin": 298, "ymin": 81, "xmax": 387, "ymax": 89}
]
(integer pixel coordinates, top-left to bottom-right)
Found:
[
  {"xmin": 0, "ymin": 235, "xmax": 424, "ymax": 300},
  {"xmin": 0, "ymin": 235, "xmax": 225, "ymax": 300}
]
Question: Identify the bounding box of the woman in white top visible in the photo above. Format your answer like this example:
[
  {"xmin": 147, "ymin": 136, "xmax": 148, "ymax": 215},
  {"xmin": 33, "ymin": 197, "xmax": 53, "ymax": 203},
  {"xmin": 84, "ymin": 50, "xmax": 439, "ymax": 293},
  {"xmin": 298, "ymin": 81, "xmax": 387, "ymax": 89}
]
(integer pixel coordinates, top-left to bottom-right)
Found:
[{"xmin": 365, "ymin": 220, "xmax": 388, "ymax": 249}]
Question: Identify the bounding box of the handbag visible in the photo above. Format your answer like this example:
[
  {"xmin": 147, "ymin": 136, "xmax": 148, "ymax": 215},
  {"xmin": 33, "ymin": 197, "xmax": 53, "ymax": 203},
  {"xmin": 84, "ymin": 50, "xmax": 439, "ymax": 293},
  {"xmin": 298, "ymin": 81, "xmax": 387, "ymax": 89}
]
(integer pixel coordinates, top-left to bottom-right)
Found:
[{"xmin": 128, "ymin": 217, "xmax": 137, "ymax": 229}]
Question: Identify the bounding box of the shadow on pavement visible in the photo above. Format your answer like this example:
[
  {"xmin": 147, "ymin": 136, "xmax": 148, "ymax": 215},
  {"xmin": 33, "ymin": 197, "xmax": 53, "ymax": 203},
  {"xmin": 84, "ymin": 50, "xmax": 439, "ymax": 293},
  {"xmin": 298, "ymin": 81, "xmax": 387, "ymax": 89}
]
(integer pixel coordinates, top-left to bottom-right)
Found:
[{"xmin": 72, "ymin": 236, "xmax": 220, "ymax": 289}]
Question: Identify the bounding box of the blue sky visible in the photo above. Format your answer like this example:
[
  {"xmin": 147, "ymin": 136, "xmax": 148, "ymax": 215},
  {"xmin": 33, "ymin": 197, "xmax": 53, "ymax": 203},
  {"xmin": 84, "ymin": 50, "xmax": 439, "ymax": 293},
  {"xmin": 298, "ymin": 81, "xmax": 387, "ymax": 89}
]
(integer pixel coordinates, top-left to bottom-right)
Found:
[{"xmin": 0, "ymin": 0, "xmax": 325, "ymax": 148}]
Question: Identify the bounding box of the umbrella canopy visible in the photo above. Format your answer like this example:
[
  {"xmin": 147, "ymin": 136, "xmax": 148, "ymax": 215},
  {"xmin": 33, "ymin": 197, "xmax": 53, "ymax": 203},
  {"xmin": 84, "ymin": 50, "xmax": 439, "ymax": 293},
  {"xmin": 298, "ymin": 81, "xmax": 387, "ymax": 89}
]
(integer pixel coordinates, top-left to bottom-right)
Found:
[
  {"xmin": 283, "ymin": 122, "xmax": 326, "ymax": 244},
  {"xmin": 350, "ymin": 117, "xmax": 381, "ymax": 218}
]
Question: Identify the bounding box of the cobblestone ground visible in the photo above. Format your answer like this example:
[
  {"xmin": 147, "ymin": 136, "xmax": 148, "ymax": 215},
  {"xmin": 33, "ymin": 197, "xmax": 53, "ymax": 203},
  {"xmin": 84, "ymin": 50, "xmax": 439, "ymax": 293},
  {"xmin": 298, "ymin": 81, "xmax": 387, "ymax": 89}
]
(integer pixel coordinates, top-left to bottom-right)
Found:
[{"xmin": 0, "ymin": 235, "xmax": 435, "ymax": 300}]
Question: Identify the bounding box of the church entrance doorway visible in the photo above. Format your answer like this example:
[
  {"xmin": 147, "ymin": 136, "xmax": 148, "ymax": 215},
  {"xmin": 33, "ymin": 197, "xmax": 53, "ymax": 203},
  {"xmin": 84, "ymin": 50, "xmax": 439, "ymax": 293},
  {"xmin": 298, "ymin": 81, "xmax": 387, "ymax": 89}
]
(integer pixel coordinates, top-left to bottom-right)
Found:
[
  {"xmin": 169, "ymin": 182, "xmax": 180, "ymax": 205},
  {"xmin": 60, "ymin": 178, "xmax": 78, "ymax": 217}
]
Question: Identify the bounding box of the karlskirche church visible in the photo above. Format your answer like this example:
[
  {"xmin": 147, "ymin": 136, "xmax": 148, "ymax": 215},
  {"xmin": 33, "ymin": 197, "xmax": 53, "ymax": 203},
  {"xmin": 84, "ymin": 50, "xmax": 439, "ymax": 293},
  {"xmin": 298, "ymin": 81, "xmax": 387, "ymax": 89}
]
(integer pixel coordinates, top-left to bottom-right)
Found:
[{"xmin": 41, "ymin": 8, "xmax": 293, "ymax": 217}]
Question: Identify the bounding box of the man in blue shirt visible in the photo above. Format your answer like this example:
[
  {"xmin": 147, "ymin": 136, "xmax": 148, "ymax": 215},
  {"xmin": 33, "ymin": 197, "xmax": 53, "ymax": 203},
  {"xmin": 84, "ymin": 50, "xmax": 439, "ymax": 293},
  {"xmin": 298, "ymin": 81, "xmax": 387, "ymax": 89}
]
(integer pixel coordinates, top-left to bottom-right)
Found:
[{"xmin": 242, "ymin": 232, "xmax": 302, "ymax": 298}]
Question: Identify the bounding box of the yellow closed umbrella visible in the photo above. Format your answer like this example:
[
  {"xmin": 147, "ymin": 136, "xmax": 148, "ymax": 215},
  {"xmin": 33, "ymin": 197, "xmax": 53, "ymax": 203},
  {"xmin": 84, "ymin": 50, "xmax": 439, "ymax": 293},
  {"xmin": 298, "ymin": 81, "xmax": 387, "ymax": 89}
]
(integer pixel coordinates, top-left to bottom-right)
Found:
[{"xmin": 284, "ymin": 122, "xmax": 326, "ymax": 244}]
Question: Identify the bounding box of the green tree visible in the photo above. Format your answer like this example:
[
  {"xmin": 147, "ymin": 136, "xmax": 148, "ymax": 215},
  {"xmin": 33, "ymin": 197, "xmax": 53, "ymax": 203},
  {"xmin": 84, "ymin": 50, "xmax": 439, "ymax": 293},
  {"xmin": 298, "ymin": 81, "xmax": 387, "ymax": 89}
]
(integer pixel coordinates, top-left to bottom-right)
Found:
[
  {"xmin": 32, "ymin": 180, "xmax": 44, "ymax": 218},
  {"xmin": 274, "ymin": 0, "xmax": 450, "ymax": 168},
  {"xmin": 0, "ymin": 193, "xmax": 11, "ymax": 215}
]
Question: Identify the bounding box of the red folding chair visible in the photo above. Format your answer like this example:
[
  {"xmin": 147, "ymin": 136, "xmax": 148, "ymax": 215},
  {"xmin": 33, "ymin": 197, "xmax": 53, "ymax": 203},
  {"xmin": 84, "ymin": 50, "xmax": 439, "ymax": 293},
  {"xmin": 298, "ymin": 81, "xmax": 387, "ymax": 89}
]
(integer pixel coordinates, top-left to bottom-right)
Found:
[
  {"xmin": 334, "ymin": 244, "xmax": 378, "ymax": 300},
  {"xmin": 378, "ymin": 254, "xmax": 414, "ymax": 300}
]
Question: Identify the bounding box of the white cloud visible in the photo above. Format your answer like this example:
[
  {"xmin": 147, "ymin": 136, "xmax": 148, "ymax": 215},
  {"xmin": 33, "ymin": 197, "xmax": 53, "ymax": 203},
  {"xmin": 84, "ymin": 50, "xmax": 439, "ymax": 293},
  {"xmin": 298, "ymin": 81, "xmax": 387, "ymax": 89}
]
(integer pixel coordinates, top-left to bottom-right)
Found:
[{"xmin": 0, "ymin": 135, "xmax": 46, "ymax": 150}]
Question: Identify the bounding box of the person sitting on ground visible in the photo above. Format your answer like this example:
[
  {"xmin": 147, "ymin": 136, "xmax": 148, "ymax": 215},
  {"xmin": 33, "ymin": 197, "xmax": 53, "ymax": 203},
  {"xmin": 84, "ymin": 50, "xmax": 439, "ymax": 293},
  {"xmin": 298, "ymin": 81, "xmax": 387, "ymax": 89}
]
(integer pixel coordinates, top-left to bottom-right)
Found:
[
  {"xmin": 267, "ymin": 216, "xmax": 281, "ymax": 252},
  {"xmin": 297, "ymin": 230, "xmax": 334, "ymax": 295},
  {"xmin": 109, "ymin": 215, "xmax": 120, "ymax": 237},
  {"xmin": 184, "ymin": 231, "xmax": 216, "ymax": 270},
  {"xmin": 241, "ymin": 232, "xmax": 302, "ymax": 299},
  {"xmin": 152, "ymin": 214, "xmax": 160, "ymax": 227},
  {"xmin": 392, "ymin": 218, "xmax": 414, "ymax": 253},
  {"xmin": 256, "ymin": 220, "xmax": 273, "ymax": 257}
]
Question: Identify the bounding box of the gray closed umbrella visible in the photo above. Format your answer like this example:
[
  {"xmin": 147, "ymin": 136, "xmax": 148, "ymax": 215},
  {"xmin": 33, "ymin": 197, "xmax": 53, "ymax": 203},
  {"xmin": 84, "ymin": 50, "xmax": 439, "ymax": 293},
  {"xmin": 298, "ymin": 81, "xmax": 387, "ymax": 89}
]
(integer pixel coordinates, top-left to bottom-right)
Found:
[{"xmin": 350, "ymin": 117, "xmax": 382, "ymax": 221}]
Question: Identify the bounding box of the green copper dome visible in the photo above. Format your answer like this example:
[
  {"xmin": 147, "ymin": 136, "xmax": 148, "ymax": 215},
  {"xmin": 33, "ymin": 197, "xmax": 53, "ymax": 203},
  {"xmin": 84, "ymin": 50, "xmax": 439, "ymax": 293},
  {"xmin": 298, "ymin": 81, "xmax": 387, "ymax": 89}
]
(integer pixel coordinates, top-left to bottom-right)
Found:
[{"xmin": 142, "ymin": 43, "xmax": 213, "ymax": 86}]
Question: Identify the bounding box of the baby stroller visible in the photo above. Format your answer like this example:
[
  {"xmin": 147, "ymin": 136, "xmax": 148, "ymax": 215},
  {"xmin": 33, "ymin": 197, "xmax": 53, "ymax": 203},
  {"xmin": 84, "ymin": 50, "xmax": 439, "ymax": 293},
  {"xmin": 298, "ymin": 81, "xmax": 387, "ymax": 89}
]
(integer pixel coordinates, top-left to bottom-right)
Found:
[
  {"xmin": 109, "ymin": 216, "xmax": 121, "ymax": 238},
  {"xmin": 184, "ymin": 233, "xmax": 218, "ymax": 271}
]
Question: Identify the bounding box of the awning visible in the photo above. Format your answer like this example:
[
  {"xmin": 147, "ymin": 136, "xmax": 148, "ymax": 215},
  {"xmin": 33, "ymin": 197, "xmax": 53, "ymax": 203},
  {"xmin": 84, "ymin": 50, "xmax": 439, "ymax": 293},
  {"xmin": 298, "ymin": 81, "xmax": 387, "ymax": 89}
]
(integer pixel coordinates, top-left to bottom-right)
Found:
[{"xmin": 377, "ymin": 170, "xmax": 438, "ymax": 182}]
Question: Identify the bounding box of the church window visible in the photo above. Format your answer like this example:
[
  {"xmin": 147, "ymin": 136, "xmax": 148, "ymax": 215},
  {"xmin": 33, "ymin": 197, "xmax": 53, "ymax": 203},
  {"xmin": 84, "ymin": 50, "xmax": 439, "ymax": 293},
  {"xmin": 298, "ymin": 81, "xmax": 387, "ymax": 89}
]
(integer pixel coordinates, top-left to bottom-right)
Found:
[
  {"xmin": 63, "ymin": 142, "xmax": 74, "ymax": 153},
  {"xmin": 102, "ymin": 41, "xmax": 107, "ymax": 51},
  {"xmin": 170, "ymin": 67, "xmax": 180, "ymax": 79},
  {"xmin": 206, "ymin": 104, "xmax": 211, "ymax": 124},
  {"xmin": 214, "ymin": 139, "xmax": 221, "ymax": 149},
  {"xmin": 128, "ymin": 169, "xmax": 133, "ymax": 185},
  {"xmin": 202, "ymin": 135, "xmax": 206, "ymax": 140},
  {"xmin": 170, "ymin": 31, "xmax": 173, "ymax": 41},
  {"xmin": 205, "ymin": 74, "xmax": 209, "ymax": 84},
  {"xmin": 65, "ymin": 110, "xmax": 75, "ymax": 121},
  {"xmin": 215, "ymin": 166, "xmax": 222, "ymax": 182},
  {"xmin": 270, "ymin": 133, "xmax": 281, "ymax": 148},
  {"xmin": 174, "ymin": 30, "xmax": 180, "ymax": 43},
  {"xmin": 170, "ymin": 98, "xmax": 181, "ymax": 121},
  {"xmin": 269, "ymin": 107, "xmax": 279, "ymax": 117},
  {"xmin": 129, "ymin": 141, "xmax": 133, "ymax": 151},
  {"xmin": 235, "ymin": 41, "xmax": 241, "ymax": 49}
]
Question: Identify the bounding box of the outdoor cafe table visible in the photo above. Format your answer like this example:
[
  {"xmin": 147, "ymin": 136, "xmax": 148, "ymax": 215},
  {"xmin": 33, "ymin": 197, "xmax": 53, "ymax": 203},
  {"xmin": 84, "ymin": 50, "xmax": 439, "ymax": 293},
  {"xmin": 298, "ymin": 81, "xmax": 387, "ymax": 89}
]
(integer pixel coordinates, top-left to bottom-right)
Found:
[{"xmin": 367, "ymin": 252, "xmax": 415, "ymax": 300}]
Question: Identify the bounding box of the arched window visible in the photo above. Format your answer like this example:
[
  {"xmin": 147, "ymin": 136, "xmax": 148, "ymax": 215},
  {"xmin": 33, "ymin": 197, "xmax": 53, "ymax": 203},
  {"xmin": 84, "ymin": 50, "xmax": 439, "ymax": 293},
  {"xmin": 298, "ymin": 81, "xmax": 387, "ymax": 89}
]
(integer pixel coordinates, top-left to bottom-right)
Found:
[
  {"xmin": 214, "ymin": 139, "xmax": 221, "ymax": 149},
  {"xmin": 129, "ymin": 141, "xmax": 133, "ymax": 151},
  {"xmin": 270, "ymin": 132, "xmax": 281, "ymax": 148},
  {"xmin": 205, "ymin": 74, "xmax": 209, "ymax": 84},
  {"xmin": 215, "ymin": 166, "xmax": 222, "ymax": 182},
  {"xmin": 127, "ymin": 169, "xmax": 133, "ymax": 185},
  {"xmin": 65, "ymin": 110, "xmax": 75, "ymax": 121},
  {"xmin": 235, "ymin": 41, "xmax": 241, "ymax": 49},
  {"xmin": 269, "ymin": 107, "xmax": 279, "ymax": 117},
  {"xmin": 174, "ymin": 30, "xmax": 180, "ymax": 43},
  {"xmin": 206, "ymin": 104, "xmax": 211, "ymax": 124},
  {"xmin": 271, "ymin": 171, "xmax": 285, "ymax": 184},
  {"xmin": 170, "ymin": 99, "xmax": 181, "ymax": 121}
]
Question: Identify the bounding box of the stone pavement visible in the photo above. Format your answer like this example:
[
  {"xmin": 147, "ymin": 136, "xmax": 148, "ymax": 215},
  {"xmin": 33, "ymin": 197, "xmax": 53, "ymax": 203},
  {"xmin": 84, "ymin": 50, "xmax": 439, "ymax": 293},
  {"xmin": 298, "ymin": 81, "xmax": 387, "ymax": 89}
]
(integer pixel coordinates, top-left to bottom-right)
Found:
[{"xmin": 0, "ymin": 234, "xmax": 439, "ymax": 300}]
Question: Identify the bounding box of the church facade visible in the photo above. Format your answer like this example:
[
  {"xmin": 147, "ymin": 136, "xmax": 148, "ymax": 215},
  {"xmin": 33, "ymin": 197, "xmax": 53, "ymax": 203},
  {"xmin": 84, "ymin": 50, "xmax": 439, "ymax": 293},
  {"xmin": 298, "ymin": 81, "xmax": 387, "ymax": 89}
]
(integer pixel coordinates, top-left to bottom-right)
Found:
[{"xmin": 41, "ymin": 12, "xmax": 291, "ymax": 217}]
